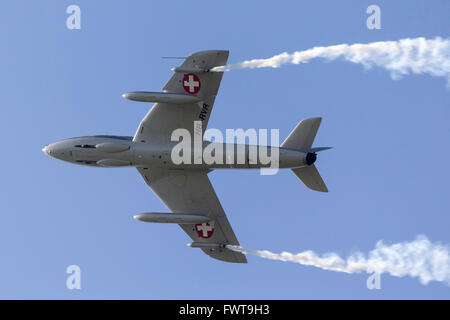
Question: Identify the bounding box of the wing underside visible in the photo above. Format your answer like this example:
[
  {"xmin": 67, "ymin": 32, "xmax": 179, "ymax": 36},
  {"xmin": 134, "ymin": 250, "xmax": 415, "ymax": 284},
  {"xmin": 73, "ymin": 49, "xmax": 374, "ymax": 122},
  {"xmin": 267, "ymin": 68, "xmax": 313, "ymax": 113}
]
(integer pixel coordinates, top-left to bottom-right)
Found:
[
  {"xmin": 133, "ymin": 51, "xmax": 246, "ymax": 263},
  {"xmin": 133, "ymin": 50, "xmax": 229, "ymax": 144},
  {"xmin": 137, "ymin": 168, "xmax": 247, "ymax": 263}
]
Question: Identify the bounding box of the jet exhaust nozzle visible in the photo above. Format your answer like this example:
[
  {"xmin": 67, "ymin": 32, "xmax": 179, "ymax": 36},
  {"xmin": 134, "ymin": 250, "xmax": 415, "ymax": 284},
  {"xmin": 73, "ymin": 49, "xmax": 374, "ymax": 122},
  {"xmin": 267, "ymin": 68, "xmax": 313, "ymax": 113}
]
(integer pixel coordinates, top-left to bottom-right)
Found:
[{"xmin": 306, "ymin": 152, "xmax": 317, "ymax": 166}]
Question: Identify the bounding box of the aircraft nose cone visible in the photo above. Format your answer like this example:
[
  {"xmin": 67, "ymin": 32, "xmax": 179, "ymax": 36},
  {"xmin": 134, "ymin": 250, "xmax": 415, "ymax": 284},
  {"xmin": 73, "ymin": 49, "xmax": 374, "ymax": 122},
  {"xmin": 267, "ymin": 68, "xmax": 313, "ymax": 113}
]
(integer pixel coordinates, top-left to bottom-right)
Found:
[
  {"xmin": 43, "ymin": 142, "xmax": 71, "ymax": 161},
  {"xmin": 42, "ymin": 144, "xmax": 59, "ymax": 158},
  {"xmin": 42, "ymin": 145, "xmax": 50, "ymax": 156}
]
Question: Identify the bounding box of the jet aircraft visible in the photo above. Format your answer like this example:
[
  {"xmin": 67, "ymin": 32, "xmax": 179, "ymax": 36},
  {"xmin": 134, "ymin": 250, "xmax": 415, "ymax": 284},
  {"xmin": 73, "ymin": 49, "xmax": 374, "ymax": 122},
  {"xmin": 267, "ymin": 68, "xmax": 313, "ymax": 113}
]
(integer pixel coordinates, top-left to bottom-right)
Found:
[{"xmin": 43, "ymin": 50, "xmax": 330, "ymax": 263}]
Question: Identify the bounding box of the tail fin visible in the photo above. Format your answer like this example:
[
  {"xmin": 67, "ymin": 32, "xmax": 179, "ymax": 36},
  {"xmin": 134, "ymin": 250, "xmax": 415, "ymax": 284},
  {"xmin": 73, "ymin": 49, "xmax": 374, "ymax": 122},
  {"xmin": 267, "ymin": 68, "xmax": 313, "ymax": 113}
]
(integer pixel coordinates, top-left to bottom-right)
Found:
[{"xmin": 282, "ymin": 117, "xmax": 329, "ymax": 193}]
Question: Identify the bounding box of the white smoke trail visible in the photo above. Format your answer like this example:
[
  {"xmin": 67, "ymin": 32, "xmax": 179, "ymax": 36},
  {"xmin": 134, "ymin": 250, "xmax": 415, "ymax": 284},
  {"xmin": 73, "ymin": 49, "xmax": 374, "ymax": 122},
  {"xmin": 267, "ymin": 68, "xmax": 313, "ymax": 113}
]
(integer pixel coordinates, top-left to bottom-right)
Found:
[
  {"xmin": 212, "ymin": 37, "xmax": 450, "ymax": 85},
  {"xmin": 227, "ymin": 235, "xmax": 450, "ymax": 286}
]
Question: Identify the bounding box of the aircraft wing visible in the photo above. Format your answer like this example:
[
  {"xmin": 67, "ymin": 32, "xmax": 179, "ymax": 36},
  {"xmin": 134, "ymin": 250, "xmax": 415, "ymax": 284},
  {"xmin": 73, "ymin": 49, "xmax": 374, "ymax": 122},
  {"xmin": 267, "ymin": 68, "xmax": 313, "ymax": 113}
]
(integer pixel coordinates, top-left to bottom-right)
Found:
[
  {"xmin": 133, "ymin": 51, "xmax": 245, "ymax": 262},
  {"xmin": 137, "ymin": 168, "xmax": 247, "ymax": 263},
  {"xmin": 133, "ymin": 50, "xmax": 229, "ymax": 144}
]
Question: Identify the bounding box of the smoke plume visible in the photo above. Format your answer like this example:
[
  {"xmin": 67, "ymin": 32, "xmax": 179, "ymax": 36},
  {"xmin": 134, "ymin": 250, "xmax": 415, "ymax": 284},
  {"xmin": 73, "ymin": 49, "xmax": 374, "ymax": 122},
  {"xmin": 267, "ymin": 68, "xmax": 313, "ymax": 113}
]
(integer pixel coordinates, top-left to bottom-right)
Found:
[
  {"xmin": 212, "ymin": 37, "xmax": 450, "ymax": 85},
  {"xmin": 226, "ymin": 235, "xmax": 450, "ymax": 286}
]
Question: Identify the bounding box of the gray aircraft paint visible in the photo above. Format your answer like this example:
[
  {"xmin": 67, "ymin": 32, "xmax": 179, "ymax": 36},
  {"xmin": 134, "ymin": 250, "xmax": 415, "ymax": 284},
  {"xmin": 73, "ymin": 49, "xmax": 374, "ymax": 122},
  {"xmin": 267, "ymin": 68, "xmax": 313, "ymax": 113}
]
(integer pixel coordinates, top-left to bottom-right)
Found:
[{"xmin": 44, "ymin": 50, "xmax": 330, "ymax": 263}]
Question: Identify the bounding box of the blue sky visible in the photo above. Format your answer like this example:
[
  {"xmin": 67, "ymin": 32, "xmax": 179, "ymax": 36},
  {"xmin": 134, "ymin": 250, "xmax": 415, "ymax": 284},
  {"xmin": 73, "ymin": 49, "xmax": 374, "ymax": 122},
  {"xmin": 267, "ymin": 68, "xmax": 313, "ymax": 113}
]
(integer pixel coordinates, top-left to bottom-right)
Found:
[{"xmin": 0, "ymin": 0, "xmax": 449, "ymax": 299}]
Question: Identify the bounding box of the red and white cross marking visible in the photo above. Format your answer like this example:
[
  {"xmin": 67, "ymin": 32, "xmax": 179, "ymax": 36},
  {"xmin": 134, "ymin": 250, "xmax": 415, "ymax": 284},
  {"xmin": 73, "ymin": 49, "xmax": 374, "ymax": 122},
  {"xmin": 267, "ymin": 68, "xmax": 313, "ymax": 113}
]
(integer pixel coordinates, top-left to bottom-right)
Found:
[
  {"xmin": 195, "ymin": 222, "xmax": 214, "ymax": 238},
  {"xmin": 182, "ymin": 73, "xmax": 201, "ymax": 94}
]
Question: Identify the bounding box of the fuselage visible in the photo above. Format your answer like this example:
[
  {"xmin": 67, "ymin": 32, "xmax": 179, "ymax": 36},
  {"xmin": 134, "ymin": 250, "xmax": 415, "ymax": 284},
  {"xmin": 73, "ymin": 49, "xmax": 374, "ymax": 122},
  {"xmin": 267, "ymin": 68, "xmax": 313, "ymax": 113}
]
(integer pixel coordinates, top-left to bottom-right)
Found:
[{"xmin": 42, "ymin": 135, "xmax": 316, "ymax": 170}]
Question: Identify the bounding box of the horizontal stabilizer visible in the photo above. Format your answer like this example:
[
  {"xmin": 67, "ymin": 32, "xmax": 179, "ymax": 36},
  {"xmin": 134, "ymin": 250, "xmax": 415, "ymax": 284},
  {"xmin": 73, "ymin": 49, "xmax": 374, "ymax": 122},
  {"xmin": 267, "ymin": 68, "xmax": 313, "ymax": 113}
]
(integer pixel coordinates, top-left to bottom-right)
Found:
[
  {"xmin": 281, "ymin": 117, "xmax": 322, "ymax": 151},
  {"xmin": 292, "ymin": 164, "xmax": 328, "ymax": 192}
]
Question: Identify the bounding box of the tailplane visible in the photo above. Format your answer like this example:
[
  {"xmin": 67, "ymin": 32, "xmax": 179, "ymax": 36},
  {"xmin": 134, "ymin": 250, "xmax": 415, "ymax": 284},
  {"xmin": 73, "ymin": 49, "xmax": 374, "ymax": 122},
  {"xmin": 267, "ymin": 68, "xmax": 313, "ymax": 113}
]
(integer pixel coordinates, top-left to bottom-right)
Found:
[
  {"xmin": 282, "ymin": 117, "xmax": 330, "ymax": 193},
  {"xmin": 292, "ymin": 165, "xmax": 328, "ymax": 192},
  {"xmin": 281, "ymin": 117, "xmax": 322, "ymax": 151}
]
